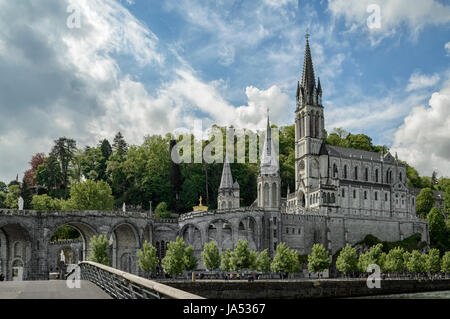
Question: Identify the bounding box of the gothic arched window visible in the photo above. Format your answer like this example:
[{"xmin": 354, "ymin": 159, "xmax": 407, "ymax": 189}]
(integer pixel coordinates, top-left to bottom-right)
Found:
[
  {"xmin": 310, "ymin": 114, "xmax": 314, "ymax": 137},
  {"xmin": 333, "ymin": 163, "xmax": 338, "ymax": 178},
  {"xmin": 375, "ymin": 169, "xmax": 379, "ymax": 183},
  {"xmin": 315, "ymin": 115, "xmax": 319, "ymax": 138},
  {"xmin": 354, "ymin": 166, "xmax": 358, "ymax": 180},
  {"xmin": 365, "ymin": 167, "xmax": 368, "ymax": 181},
  {"xmin": 344, "ymin": 165, "xmax": 347, "ymax": 179}
]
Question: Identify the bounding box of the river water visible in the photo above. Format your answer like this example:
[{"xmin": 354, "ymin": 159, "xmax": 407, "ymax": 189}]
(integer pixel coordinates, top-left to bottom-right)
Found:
[{"xmin": 358, "ymin": 290, "xmax": 450, "ymax": 299}]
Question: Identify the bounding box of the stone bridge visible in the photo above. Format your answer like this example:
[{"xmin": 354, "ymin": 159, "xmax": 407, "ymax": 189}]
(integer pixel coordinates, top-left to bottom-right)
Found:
[
  {"xmin": 0, "ymin": 208, "xmax": 271, "ymax": 280},
  {"xmin": 0, "ymin": 209, "xmax": 178, "ymax": 280}
]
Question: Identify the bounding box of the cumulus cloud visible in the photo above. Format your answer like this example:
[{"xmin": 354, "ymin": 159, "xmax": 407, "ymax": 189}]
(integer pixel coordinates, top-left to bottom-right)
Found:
[
  {"xmin": 445, "ymin": 42, "xmax": 450, "ymax": 56},
  {"xmin": 0, "ymin": 0, "xmax": 162, "ymax": 182},
  {"xmin": 406, "ymin": 72, "xmax": 440, "ymax": 92},
  {"xmin": 328, "ymin": 0, "xmax": 450, "ymax": 43},
  {"xmin": 391, "ymin": 81, "xmax": 450, "ymax": 176},
  {"xmin": 0, "ymin": 0, "xmax": 292, "ymax": 182}
]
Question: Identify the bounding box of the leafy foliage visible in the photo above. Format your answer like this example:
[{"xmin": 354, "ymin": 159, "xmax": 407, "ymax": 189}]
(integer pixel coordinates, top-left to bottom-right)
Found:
[
  {"xmin": 184, "ymin": 245, "xmax": 198, "ymax": 271},
  {"xmin": 5, "ymin": 185, "xmax": 21, "ymax": 209},
  {"xmin": 256, "ymin": 249, "xmax": 271, "ymax": 272},
  {"xmin": 68, "ymin": 180, "xmax": 114, "ymax": 210},
  {"xmin": 425, "ymin": 248, "xmax": 441, "ymax": 273},
  {"xmin": 87, "ymin": 235, "xmax": 110, "ymax": 265},
  {"xmin": 384, "ymin": 247, "xmax": 405, "ymax": 274},
  {"xmin": 161, "ymin": 236, "xmax": 188, "ymax": 276},
  {"xmin": 416, "ymin": 188, "xmax": 435, "ymax": 218},
  {"xmin": 357, "ymin": 243, "xmax": 384, "ymax": 272},
  {"xmin": 442, "ymin": 252, "xmax": 450, "ymax": 273},
  {"xmin": 154, "ymin": 202, "xmax": 172, "ymax": 219},
  {"xmin": 271, "ymin": 242, "xmax": 300, "ymax": 273},
  {"xmin": 230, "ymin": 240, "xmax": 253, "ymax": 271},
  {"xmin": 307, "ymin": 243, "xmax": 330, "ymax": 273},
  {"xmin": 405, "ymin": 250, "xmax": 426, "ymax": 274},
  {"xmin": 336, "ymin": 244, "xmax": 358, "ymax": 275},
  {"xmin": 138, "ymin": 241, "xmax": 158, "ymax": 275},
  {"xmin": 220, "ymin": 248, "xmax": 232, "ymax": 271},
  {"xmin": 202, "ymin": 241, "xmax": 221, "ymax": 270}
]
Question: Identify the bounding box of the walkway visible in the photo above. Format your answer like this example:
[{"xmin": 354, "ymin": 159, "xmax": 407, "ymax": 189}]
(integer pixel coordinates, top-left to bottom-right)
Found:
[{"xmin": 0, "ymin": 280, "xmax": 112, "ymax": 299}]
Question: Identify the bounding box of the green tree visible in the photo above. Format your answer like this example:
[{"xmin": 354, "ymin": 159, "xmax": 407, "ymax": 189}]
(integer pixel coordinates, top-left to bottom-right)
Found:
[
  {"xmin": 443, "ymin": 186, "xmax": 450, "ymax": 217},
  {"xmin": 5, "ymin": 185, "xmax": 21, "ymax": 209},
  {"xmin": 220, "ymin": 248, "xmax": 232, "ymax": 271},
  {"xmin": 0, "ymin": 191, "xmax": 6, "ymax": 208},
  {"xmin": 336, "ymin": 244, "xmax": 358, "ymax": 275},
  {"xmin": 184, "ymin": 245, "xmax": 198, "ymax": 271},
  {"xmin": 357, "ymin": 243, "xmax": 384, "ymax": 272},
  {"xmin": 230, "ymin": 240, "xmax": 252, "ymax": 271},
  {"xmin": 113, "ymin": 132, "xmax": 128, "ymax": 159},
  {"xmin": 248, "ymin": 250, "xmax": 258, "ymax": 270},
  {"xmin": 0, "ymin": 181, "xmax": 7, "ymax": 193},
  {"xmin": 256, "ymin": 249, "xmax": 271, "ymax": 272},
  {"xmin": 154, "ymin": 202, "xmax": 172, "ymax": 218},
  {"xmin": 271, "ymin": 242, "xmax": 300, "ymax": 273},
  {"xmin": 36, "ymin": 155, "xmax": 62, "ymax": 192},
  {"xmin": 50, "ymin": 137, "xmax": 77, "ymax": 196},
  {"xmin": 87, "ymin": 235, "xmax": 110, "ymax": 265},
  {"xmin": 384, "ymin": 247, "xmax": 405, "ymax": 274},
  {"xmin": 31, "ymin": 194, "xmax": 63, "ymax": 211},
  {"xmin": 138, "ymin": 241, "xmax": 158, "ymax": 277},
  {"xmin": 416, "ymin": 188, "xmax": 435, "ymax": 218},
  {"xmin": 406, "ymin": 250, "xmax": 426, "ymax": 274},
  {"xmin": 201, "ymin": 241, "xmax": 221, "ymax": 271},
  {"xmin": 68, "ymin": 180, "xmax": 114, "ymax": 210},
  {"xmin": 162, "ymin": 236, "xmax": 187, "ymax": 276},
  {"xmin": 427, "ymin": 207, "xmax": 448, "ymax": 251},
  {"xmin": 425, "ymin": 248, "xmax": 441, "ymax": 274},
  {"xmin": 441, "ymin": 251, "xmax": 450, "ymax": 273},
  {"xmin": 307, "ymin": 243, "xmax": 331, "ymax": 274}
]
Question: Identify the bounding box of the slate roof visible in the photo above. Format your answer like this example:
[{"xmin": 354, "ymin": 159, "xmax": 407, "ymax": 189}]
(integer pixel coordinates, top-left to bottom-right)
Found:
[{"xmin": 324, "ymin": 144, "xmax": 400, "ymax": 164}]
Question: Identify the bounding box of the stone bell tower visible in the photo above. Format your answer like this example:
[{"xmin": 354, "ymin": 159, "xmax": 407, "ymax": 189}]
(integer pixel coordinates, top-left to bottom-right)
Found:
[
  {"xmin": 294, "ymin": 32, "xmax": 325, "ymax": 208},
  {"xmin": 257, "ymin": 113, "xmax": 281, "ymax": 208}
]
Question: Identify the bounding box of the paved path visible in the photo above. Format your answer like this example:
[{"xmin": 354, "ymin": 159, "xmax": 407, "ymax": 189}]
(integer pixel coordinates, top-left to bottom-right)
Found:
[{"xmin": 0, "ymin": 280, "xmax": 112, "ymax": 299}]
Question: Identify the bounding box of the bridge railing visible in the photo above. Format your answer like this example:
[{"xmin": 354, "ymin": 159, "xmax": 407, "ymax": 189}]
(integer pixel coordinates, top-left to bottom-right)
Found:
[{"xmin": 79, "ymin": 261, "xmax": 204, "ymax": 299}]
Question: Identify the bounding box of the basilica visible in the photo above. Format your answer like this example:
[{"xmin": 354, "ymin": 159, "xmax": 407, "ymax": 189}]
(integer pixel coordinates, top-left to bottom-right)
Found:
[{"xmin": 176, "ymin": 36, "xmax": 429, "ymax": 266}]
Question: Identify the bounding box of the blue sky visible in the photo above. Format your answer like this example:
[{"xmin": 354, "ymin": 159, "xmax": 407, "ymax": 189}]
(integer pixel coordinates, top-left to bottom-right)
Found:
[{"xmin": 0, "ymin": 0, "xmax": 449, "ymax": 182}]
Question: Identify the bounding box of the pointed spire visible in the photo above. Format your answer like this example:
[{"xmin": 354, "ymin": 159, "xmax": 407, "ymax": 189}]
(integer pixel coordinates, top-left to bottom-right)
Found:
[
  {"xmin": 301, "ymin": 31, "xmax": 316, "ymax": 92},
  {"xmin": 219, "ymin": 155, "xmax": 233, "ymax": 189},
  {"xmin": 260, "ymin": 110, "xmax": 279, "ymax": 175},
  {"xmin": 317, "ymin": 77, "xmax": 322, "ymax": 93}
]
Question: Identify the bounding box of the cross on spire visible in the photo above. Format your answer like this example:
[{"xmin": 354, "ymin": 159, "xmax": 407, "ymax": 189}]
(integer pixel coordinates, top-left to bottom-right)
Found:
[{"xmin": 305, "ymin": 28, "xmax": 310, "ymax": 40}]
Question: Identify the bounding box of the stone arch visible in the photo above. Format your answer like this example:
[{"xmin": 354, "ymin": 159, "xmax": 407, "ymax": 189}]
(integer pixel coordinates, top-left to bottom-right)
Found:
[
  {"xmin": 0, "ymin": 223, "xmax": 32, "ymax": 281},
  {"xmin": 237, "ymin": 216, "xmax": 257, "ymax": 250},
  {"xmin": 207, "ymin": 219, "xmax": 233, "ymax": 252},
  {"xmin": 181, "ymin": 224, "xmax": 202, "ymax": 251},
  {"xmin": 298, "ymin": 190, "xmax": 305, "ymax": 207},
  {"xmin": 109, "ymin": 223, "xmax": 140, "ymax": 274},
  {"xmin": 49, "ymin": 221, "xmax": 98, "ymax": 262}
]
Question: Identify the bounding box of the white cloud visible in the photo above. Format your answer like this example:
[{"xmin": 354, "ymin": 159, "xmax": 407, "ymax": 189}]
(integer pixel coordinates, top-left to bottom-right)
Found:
[
  {"xmin": 0, "ymin": 0, "xmax": 162, "ymax": 182},
  {"xmin": 445, "ymin": 41, "xmax": 450, "ymax": 56},
  {"xmin": 92, "ymin": 68, "xmax": 291, "ymax": 145},
  {"xmin": 328, "ymin": 0, "xmax": 450, "ymax": 44},
  {"xmin": 391, "ymin": 81, "xmax": 450, "ymax": 177},
  {"xmin": 406, "ymin": 72, "xmax": 440, "ymax": 92}
]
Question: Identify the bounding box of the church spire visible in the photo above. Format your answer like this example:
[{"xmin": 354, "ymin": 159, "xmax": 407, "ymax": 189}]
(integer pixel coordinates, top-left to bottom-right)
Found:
[
  {"xmin": 260, "ymin": 110, "xmax": 279, "ymax": 175},
  {"xmin": 219, "ymin": 155, "xmax": 233, "ymax": 189},
  {"xmin": 301, "ymin": 31, "xmax": 316, "ymax": 92}
]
